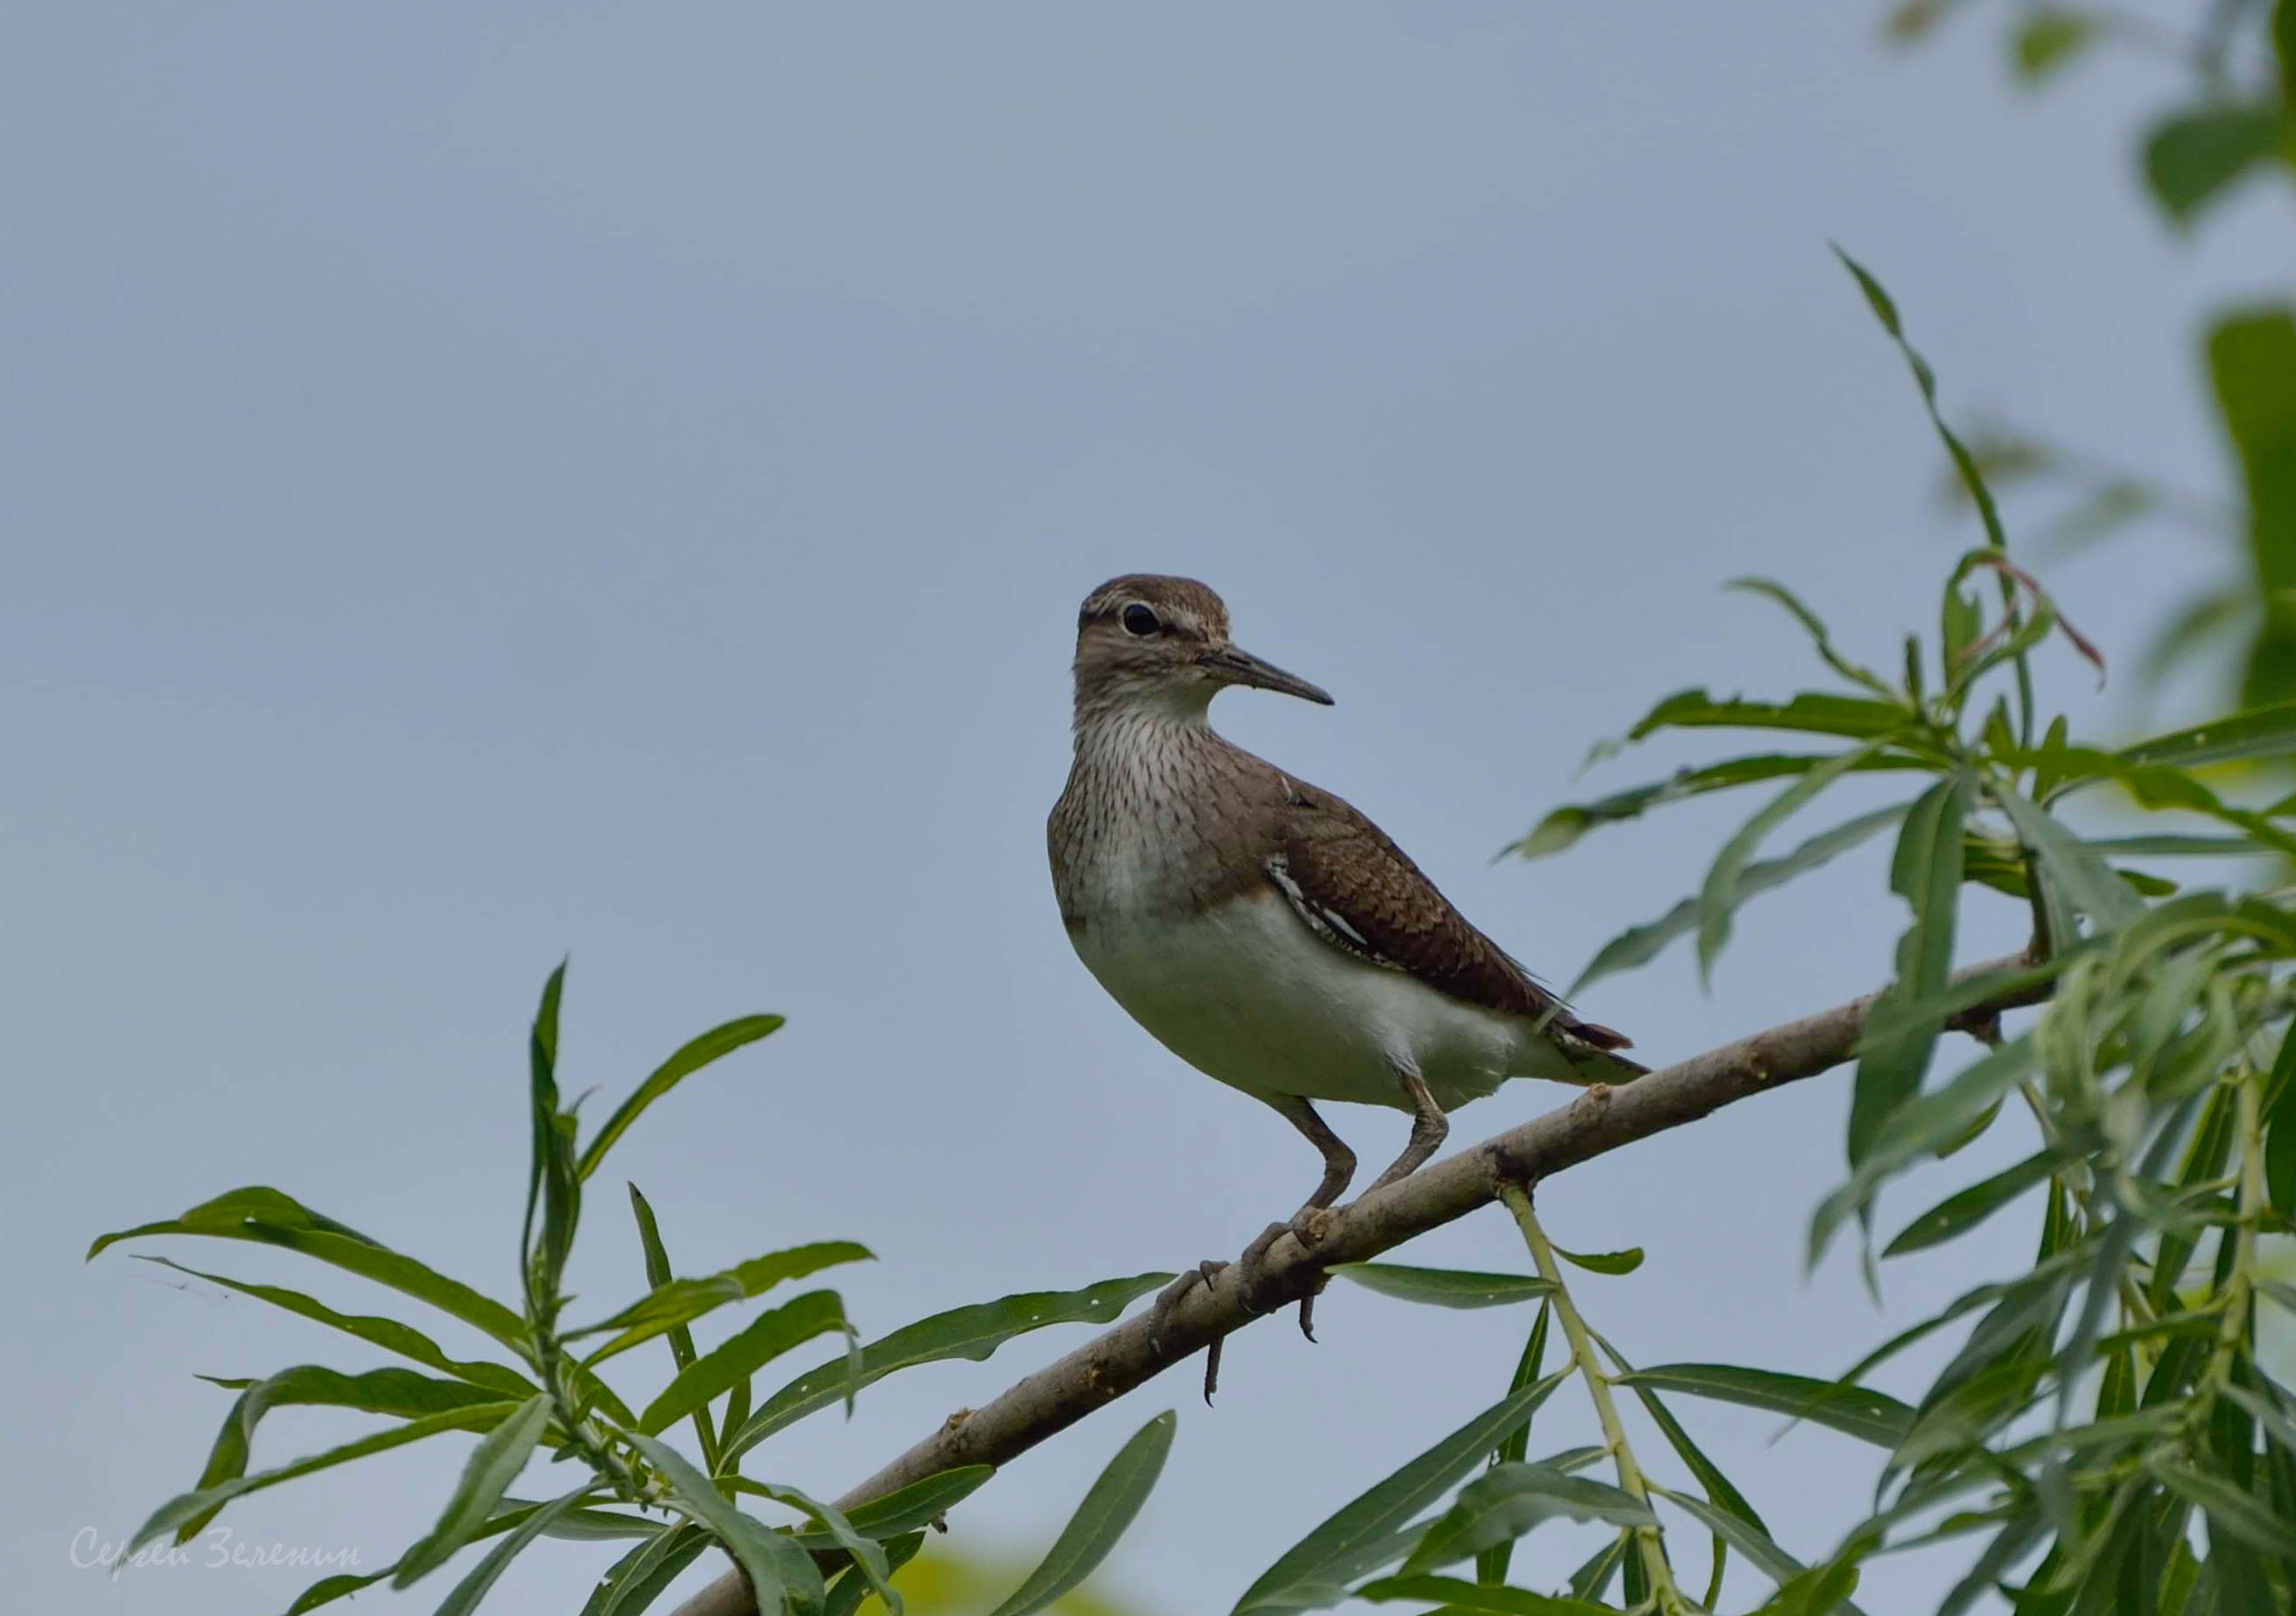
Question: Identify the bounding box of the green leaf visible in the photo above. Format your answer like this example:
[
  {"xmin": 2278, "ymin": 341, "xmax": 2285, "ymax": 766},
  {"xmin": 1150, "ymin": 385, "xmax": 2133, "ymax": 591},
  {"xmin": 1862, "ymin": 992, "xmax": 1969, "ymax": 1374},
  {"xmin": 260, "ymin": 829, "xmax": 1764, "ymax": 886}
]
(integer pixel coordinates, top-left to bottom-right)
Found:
[
  {"xmin": 1232, "ymin": 1369, "xmax": 1571, "ymax": 1614},
  {"xmin": 1478, "ymin": 1300, "xmax": 1550, "ymax": 1589},
  {"xmin": 1566, "ymin": 1534, "xmax": 1628, "ymax": 1602},
  {"xmin": 1507, "ymin": 752, "xmax": 1913, "ymax": 861},
  {"xmin": 573, "ymin": 1239, "xmax": 874, "ymax": 1364},
  {"xmin": 523, "ymin": 963, "xmax": 579, "ymax": 1309},
  {"xmin": 431, "ymin": 1484, "xmax": 591, "ymax": 1616},
  {"xmin": 2211, "ymin": 310, "xmax": 2296, "ymax": 709},
  {"xmin": 2143, "ymin": 104, "xmax": 2292, "ymax": 226},
  {"xmin": 1354, "ymin": 1573, "xmax": 1617, "ymax": 1613},
  {"xmin": 1329, "ymin": 1264, "xmax": 1554, "ymax": 1309},
  {"xmin": 1548, "ymin": 1242, "xmax": 1643, "ymax": 1276},
  {"xmin": 90, "ymin": 1187, "xmax": 529, "ymax": 1355},
  {"xmin": 2149, "ymin": 1457, "xmax": 2293, "ymax": 1558},
  {"xmin": 1621, "ymin": 689, "xmax": 1916, "ymax": 745},
  {"xmin": 1570, "ymin": 803, "xmax": 1909, "ymax": 995},
  {"xmin": 1651, "ymin": 1485, "xmax": 1867, "ymax": 1613},
  {"xmin": 1699, "ymin": 742, "xmax": 1895, "ymax": 982},
  {"xmin": 124, "ymin": 1402, "xmax": 524, "ymax": 1563},
  {"xmin": 627, "ymin": 1433, "xmax": 823, "ymax": 1616},
  {"xmin": 394, "ymin": 1394, "xmax": 553, "ymax": 1586},
  {"xmin": 1724, "ymin": 578, "xmax": 1899, "ymax": 698},
  {"xmin": 1594, "ymin": 1331, "xmax": 1767, "ymax": 1535},
  {"xmin": 578, "ymin": 1015, "xmax": 785, "ymax": 1181},
  {"xmin": 1881, "ymin": 1150, "xmax": 2060, "ymax": 1257},
  {"xmin": 792, "ymin": 1466, "xmax": 996, "ymax": 1549},
  {"xmin": 1609, "ymin": 1365, "xmax": 1913, "ymax": 1447},
  {"xmin": 1993, "ymin": 782, "xmax": 2144, "ymax": 934},
  {"xmin": 823, "ymin": 1534, "xmax": 925, "ymax": 1616},
  {"xmin": 2012, "ymin": 10, "xmax": 2097, "ymax": 82},
  {"xmin": 1399, "ymin": 1464, "xmax": 1652, "ymax": 1575},
  {"xmin": 177, "ymin": 1365, "xmax": 514, "ymax": 1541},
  {"xmin": 638, "ymin": 1290, "xmax": 848, "ymax": 1436},
  {"xmin": 984, "ymin": 1410, "xmax": 1176, "ymax": 1616},
  {"xmin": 1848, "ymin": 773, "xmax": 1972, "ymax": 1166},
  {"xmin": 1811, "ymin": 1034, "xmax": 2037, "ymax": 1265},
  {"xmin": 127, "ymin": 1257, "xmax": 540, "ymax": 1400},
  {"xmin": 2269, "ymin": 1029, "xmax": 2296, "ymax": 1220},
  {"xmin": 722, "ymin": 1271, "xmax": 1171, "ymax": 1463},
  {"xmin": 2221, "ymin": 1384, "xmax": 2296, "ymax": 1463},
  {"xmin": 580, "ymin": 1525, "xmax": 708, "ymax": 1616},
  {"xmin": 743, "ymin": 1481, "xmax": 904, "ymax": 1616},
  {"xmin": 625, "ymin": 1184, "xmax": 715, "ymax": 1472}
]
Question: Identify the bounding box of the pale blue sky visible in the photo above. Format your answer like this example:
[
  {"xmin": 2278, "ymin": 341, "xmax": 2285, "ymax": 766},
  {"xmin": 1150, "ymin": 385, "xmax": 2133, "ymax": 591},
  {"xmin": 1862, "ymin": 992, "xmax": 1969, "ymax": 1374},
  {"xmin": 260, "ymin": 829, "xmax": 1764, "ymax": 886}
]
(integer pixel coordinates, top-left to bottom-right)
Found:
[{"xmin": 6, "ymin": 4, "xmax": 2288, "ymax": 1614}]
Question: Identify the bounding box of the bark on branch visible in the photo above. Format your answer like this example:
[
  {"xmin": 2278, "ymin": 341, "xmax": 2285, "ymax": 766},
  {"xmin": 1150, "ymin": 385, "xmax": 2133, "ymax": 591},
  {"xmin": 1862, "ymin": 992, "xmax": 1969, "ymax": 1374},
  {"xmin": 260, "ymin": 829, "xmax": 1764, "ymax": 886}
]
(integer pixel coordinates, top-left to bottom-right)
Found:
[{"xmin": 667, "ymin": 951, "xmax": 2041, "ymax": 1616}]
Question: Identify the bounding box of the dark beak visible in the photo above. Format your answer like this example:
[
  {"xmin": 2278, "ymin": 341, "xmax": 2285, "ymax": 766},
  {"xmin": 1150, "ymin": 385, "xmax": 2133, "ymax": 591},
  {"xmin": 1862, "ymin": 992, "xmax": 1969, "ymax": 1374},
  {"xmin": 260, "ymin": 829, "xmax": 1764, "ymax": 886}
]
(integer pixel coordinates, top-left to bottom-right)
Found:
[{"xmin": 1197, "ymin": 644, "xmax": 1336, "ymax": 706}]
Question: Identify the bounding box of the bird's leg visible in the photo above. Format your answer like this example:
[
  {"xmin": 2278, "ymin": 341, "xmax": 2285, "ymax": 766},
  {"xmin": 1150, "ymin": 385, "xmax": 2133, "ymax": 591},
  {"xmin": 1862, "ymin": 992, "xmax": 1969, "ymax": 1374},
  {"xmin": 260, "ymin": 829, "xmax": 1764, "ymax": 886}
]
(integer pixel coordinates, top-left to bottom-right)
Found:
[
  {"xmin": 1147, "ymin": 1096, "xmax": 1358, "ymax": 1387},
  {"xmin": 1360, "ymin": 1063, "xmax": 1448, "ymax": 1196},
  {"xmin": 1234, "ymin": 1096, "xmax": 1356, "ymax": 1335}
]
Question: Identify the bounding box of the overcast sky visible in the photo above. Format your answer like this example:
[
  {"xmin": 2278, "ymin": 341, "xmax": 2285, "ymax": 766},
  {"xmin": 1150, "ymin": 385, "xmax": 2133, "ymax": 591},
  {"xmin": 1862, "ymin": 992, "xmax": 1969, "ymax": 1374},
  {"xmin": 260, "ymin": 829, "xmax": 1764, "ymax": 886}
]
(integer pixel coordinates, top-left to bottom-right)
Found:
[{"xmin": 7, "ymin": 4, "xmax": 2291, "ymax": 1614}]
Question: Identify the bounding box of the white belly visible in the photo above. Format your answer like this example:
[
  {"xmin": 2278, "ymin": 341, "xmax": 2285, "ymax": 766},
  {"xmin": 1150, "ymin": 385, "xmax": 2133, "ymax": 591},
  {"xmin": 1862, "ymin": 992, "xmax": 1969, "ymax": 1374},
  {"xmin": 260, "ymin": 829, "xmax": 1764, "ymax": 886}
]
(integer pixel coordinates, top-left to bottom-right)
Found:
[{"xmin": 1069, "ymin": 889, "xmax": 1574, "ymax": 1113}]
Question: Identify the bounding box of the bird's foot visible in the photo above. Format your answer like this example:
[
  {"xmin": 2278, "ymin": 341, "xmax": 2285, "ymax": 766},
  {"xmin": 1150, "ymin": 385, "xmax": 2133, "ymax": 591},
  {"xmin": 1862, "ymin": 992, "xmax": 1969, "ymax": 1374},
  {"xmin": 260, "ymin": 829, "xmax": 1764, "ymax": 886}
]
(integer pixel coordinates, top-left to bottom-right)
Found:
[
  {"xmin": 1237, "ymin": 1208, "xmax": 1335, "ymax": 1341},
  {"xmin": 1146, "ymin": 1259, "xmax": 1225, "ymax": 1358}
]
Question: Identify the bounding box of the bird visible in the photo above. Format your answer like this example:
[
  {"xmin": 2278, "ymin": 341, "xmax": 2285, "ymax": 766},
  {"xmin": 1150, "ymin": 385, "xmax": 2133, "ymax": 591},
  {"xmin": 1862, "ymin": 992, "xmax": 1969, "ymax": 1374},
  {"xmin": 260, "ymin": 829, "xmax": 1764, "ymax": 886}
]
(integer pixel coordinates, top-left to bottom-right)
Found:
[{"xmin": 1046, "ymin": 574, "xmax": 1645, "ymax": 1363}]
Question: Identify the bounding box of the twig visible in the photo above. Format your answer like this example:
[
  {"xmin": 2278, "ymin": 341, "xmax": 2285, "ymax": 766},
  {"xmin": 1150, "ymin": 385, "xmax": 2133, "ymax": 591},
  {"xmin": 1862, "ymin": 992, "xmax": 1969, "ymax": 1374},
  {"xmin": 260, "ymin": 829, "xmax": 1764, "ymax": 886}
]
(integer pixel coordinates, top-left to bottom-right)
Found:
[
  {"xmin": 1500, "ymin": 1181, "xmax": 1684, "ymax": 1614},
  {"xmin": 666, "ymin": 951, "xmax": 2042, "ymax": 1616}
]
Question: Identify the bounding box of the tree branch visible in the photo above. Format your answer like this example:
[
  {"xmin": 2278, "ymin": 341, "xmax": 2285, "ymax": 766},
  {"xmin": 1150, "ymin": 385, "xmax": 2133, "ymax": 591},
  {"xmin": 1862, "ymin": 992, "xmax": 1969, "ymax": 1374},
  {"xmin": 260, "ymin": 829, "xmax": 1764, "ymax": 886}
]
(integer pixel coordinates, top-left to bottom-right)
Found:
[{"xmin": 668, "ymin": 951, "xmax": 2041, "ymax": 1616}]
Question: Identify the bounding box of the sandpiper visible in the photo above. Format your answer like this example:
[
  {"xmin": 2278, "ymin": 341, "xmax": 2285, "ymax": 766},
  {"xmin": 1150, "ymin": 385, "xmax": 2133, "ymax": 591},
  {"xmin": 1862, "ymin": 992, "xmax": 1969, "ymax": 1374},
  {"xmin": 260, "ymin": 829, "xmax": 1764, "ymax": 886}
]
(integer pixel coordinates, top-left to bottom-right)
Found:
[{"xmin": 1047, "ymin": 575, "xmax": 1644, "ymax": 1360}]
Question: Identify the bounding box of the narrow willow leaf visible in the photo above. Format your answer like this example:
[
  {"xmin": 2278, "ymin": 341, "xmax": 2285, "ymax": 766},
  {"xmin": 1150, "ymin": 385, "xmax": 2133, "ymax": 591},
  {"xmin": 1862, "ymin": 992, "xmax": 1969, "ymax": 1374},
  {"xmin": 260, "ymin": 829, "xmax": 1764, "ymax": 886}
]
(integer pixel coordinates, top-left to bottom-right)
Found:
[
  {"xmin": 1329, "ymin": 1264, "xmax": 1554, "ymax": 1309},
  {"xmin": 581, "ymin": 1525, "xmax": 708, "ymax": 1616},
  {"xmin": 1593, "ymin": 1331, "xmax": 1766, "ymax": 1534},
  {"xmin": 630, "ymin": 1434, "xmax": 824, "ymax": 1615},
  {"xmin": 626, "ymin": 1185, "xmax": 714, "ymax": 1471},
  {"xmin": 1849, "ymin": 773, "xmax": 1972, "ymax": 1167},
  {"xmin": 790, "ymin": 1466, "xmax": 996, "ymax": 1549},
  {"xmin": 1354, "ymin": 1572, "xmax": 1616, "ymax": 1613},
  {"xmin": 1547, "ymin": 1243, "xmax": 1643, "ymax": 1277},
  {"xmin": 1621, "ymin": 689, "xmax": 1917, "ymax": 745},
  {"xmin": 1398, "ymin": 1464, "xmax": 1652, "ymax": 1574},
  {"xmin": 1609, "ymin": 1366, "xmax": 1912, "ymax": 1447},
  {"xmin": 2150, "ymin": 1458, "xmax": 2292, "ymax": 1557},
  {"xmin": 523, "ymin": 963, "xmax": 578, "ymax": 1307},
  {"xmin": 639, "ymin": 1291, "xmax": 848, "ymax": 1436},
  {"xmin": 1699, "ymin": 743, "xmax": 1893, "ymax": 982},
  {"xmin": 1232, "ymin": 1369, "xmax": 1570, "ymax": 1614},
  {"xmin": 393, "ymin": 1394, "xmax": 553, "ymax": 1586},
  {"xmin": 124, "ymin": 1403, "xmax": 521, "ymax": 1562},
  {"xmin": 1993, "ymin": 784, "xmax": 2144, "ymax": 932},
  {"xmin": 578, "ymin": 1015, "xmax": 785, "ymax": 1181},
  {"xmin": 822, "ymin": 1533, "xmax": 925, "ymax": 1616},
  {"xmin": 745, "ymin": 1481, "xmax": 903, "ymax": 1616},
  {"xmin": 1881, "ymin": 1150, "xmax": 2060, "ymax": 1257},
  {"xmin": 722, "ymin": 1272, "xmax": 1171, "ymax": 1462},
  {"xmin": 1571, "ymin": 801, "xmax": 1909, "ymax": 995},
  {"xmin": 432, "ymin": 1484, "xmax": 590, "ymax": 1616},
  {"xmin": 1725, "ymin": 577, "xmax": 1900, "ymax": 697},
  {"xmin": 1478, "ymin": 1300, "xmax": 1550, "ymax": 1588},
  {"xmin": 279, "ymin": 1565, "xmax": 394, "ymax": 1614},
  {"xmin": 1565, "ymin": 1533, "xmax": 1627, "ymax": 1602},
  {"xmin": 574, "ymin": 1239, "xmax": 874, "ymax": 1363},
  {"xmin": 1809, "ymin": 1035, "xmax": 2036, "ymax": 1266},
  {"xmin": 1509, "ymin": 751, "xmax": 1851, "ymax": 860},
  {"xmin": 280, "ymin": 1497, "xmax": 611, "ymax": 1615},
  {"xmin": 2111, "ymin": 700, "xmax": 2296, "ymax": 772},
  {"xmin": 2220, "ymin": 1386, "xmax": 2296, "ymax": 1464},
  {"xmin": 2268, "ymin": 1027, "xmax": 2296, "ymax": 1219},
  {"xmin": 128, "ymin": 1257, "xmax": 539, "ymax": 1399},
  {"xmin": 984, "ymin": 1411, "xmax": 1176, "ymax": 1616},
  {"xmin": 1650, "ymin": 1485, "xmax": 1868, "ymax": 1613},
  {"xmin": 177, "ymin": 1365, "xmax": 513, "ymax": 1541},
  {"xmin": 90, "ymin": 1187, "xmax": 528, "ymax": 1353}
]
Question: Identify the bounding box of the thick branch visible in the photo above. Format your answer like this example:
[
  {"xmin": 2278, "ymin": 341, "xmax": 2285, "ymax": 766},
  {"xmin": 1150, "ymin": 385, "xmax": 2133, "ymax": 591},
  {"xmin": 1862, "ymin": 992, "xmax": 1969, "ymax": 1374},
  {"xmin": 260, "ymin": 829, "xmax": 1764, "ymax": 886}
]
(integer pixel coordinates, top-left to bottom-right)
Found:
[{"xmin": 669, "ymin": 952, "xmax": 2038, "ymax": 1616}]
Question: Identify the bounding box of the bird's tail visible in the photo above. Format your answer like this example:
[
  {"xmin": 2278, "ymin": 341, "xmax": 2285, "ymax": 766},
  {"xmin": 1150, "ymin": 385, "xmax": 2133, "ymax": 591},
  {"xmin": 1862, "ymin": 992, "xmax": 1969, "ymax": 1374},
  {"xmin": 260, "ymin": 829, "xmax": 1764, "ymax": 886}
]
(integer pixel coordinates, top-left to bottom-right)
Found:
[{"xmin": 1555, "ymin": 1014, "xmax": 1650, "ymax": 1083}]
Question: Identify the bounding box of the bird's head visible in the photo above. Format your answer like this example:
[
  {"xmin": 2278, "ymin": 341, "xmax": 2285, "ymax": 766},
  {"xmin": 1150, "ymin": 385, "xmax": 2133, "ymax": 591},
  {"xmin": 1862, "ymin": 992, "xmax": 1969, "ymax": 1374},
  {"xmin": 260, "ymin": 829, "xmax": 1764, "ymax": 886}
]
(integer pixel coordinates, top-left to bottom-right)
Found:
[{"xmin": 1071, "ymin": 574, "xmax": 1334, "ymax": 719}]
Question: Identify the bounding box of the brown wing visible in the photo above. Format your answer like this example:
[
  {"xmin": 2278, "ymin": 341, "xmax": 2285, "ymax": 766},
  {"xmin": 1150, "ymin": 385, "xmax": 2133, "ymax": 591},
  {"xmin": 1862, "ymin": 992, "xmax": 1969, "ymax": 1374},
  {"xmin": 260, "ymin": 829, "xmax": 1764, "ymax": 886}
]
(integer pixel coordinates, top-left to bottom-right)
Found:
[{"xmin": 1267, "ymin": 783, "xmax": 1643, "ymax": 1069}]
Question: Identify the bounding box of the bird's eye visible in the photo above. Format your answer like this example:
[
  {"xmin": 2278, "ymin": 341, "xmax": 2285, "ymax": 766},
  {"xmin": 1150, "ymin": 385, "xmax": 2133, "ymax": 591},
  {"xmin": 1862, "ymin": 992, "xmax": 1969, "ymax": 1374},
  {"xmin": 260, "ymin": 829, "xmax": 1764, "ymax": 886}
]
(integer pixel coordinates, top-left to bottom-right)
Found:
[{"xmin": 1121, "ymin": 603, "xmax": 1160, "ymax": 637}]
